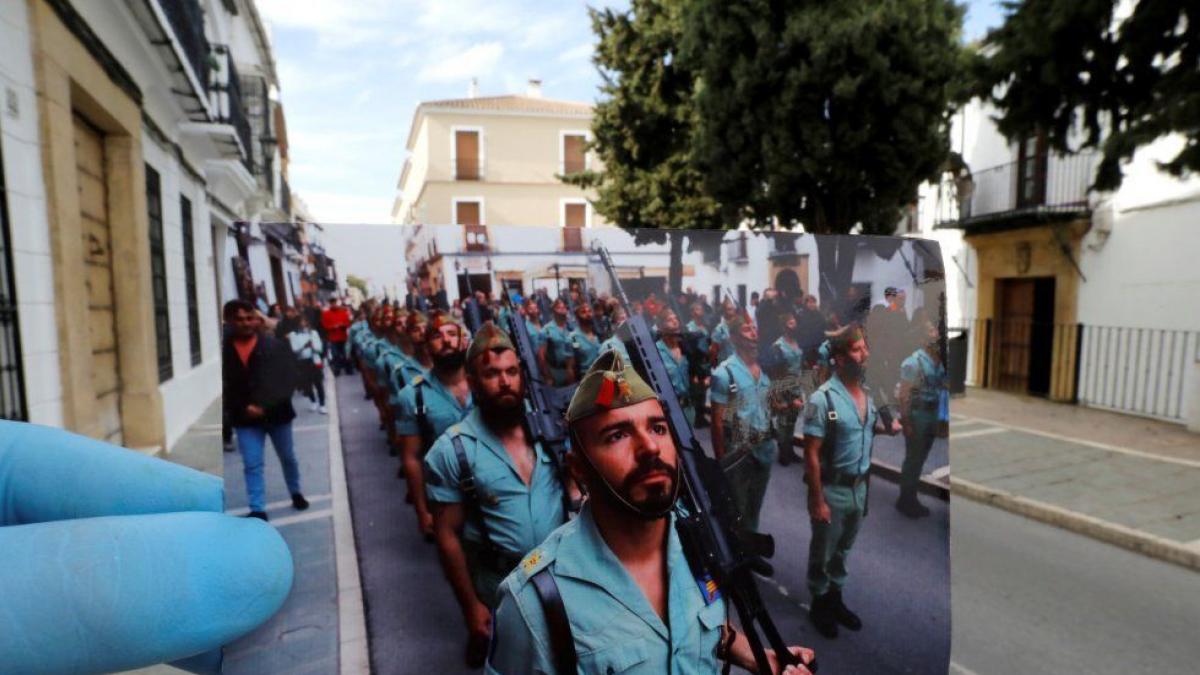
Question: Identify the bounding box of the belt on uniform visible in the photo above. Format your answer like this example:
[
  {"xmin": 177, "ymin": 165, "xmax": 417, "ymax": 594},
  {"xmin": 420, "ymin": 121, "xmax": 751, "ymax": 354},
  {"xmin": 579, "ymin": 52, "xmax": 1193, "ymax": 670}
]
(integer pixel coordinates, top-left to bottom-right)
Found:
[
  {"xmin": 473, "ymin": 545, "xmax": 524, "ymax": 575},
  {"xmin": 818, "ymin": 471, "xmax": 868, "ymax": 487}
]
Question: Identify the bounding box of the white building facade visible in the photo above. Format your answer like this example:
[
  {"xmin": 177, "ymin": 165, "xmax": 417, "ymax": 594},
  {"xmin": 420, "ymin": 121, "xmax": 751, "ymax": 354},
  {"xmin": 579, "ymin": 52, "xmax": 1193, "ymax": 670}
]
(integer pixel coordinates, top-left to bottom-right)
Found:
[
  {"xmin": 908, "ymin": 96, "xmax": 1200, "ymax": 429},
  {"xmin": 0, "ymin": 0, "xmax": 293, "ymax": 450}
]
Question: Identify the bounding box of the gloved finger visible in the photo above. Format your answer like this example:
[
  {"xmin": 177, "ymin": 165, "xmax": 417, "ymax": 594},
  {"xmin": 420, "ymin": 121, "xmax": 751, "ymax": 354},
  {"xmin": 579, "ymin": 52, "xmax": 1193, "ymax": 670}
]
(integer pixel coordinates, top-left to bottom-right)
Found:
[
  {"xmin": 0, "ymin": 511, "xmax": 293, "ymax": 674},
  {"xmin": 0, "ymin": 421, "xmax": 223, "ymax": 525}
]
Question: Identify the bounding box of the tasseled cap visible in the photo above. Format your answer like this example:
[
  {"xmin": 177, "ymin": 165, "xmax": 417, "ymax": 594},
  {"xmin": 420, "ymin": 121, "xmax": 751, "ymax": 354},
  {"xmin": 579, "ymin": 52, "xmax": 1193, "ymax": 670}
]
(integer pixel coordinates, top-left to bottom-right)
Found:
[
  {"xmin": 566, "ymin": 350, "xmax": 657, "ymax": 424},
  {"xmin": 465, "ymin": 322, "xmax": 515, "ymax": 366}
]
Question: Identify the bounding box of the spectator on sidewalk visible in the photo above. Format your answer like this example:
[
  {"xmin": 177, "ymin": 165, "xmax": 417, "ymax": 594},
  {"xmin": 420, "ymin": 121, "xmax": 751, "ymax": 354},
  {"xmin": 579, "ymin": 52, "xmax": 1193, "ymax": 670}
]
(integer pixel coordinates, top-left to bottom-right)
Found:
[
  {"xmin": 322, "ymin": 296, "xmax": 354, "ymax": 376},
  {"xmin": 288, "ymin": 313, "xmax": 327, "ymax": 414},
  {"xmin": 223, "ymin": 299, "xmax": 310, "ymax": 522}
]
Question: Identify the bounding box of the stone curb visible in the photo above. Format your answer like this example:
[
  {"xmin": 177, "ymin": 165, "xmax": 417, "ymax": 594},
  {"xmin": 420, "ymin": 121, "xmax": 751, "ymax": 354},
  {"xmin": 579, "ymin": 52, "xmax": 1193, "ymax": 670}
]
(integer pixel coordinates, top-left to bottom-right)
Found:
[
  {"xmin": 870, "ymin": 458, "xmax": 951, "ymax": 501},
  {"xmin": 950, "ymin": 475, "xmax": 1200, "ymax": 573}
]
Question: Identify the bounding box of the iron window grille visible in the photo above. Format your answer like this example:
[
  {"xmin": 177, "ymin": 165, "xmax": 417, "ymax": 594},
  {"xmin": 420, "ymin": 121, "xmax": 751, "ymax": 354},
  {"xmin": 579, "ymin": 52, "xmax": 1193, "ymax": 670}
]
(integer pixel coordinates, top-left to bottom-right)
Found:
[
  {"xmin": 147, "ymin": 165, "xmax": 173, "ymax": 382},
  {"xmin": 181, "ymin": 196, "xmax": 201, "ymax": 367}
]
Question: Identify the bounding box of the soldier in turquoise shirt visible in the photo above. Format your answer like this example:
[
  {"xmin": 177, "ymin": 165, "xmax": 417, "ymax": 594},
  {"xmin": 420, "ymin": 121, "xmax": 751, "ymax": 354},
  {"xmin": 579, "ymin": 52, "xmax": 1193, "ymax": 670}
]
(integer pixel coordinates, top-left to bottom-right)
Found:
[
  {"xmin": 397, "ymin": 314, "xmax": 473, "ymax": 538},
  {"xmin": 538, "ymin": 299, "xmax": 575, "ymax": 386},
  {"xmin": 520, "ymin": 299, "xmax": 546, "ymax": 356},
  {"xmin": 708, "ymin": 299, "xmax": 738, "ymax": 365},
  {"xmin": 567, "ymin": 303, "xmax": 602, "ymax": 380},
  {"xmin": 684, "ymin": 303, "xmax": 713, "ymax": 427},
  {"xmin": 424, "ymin": 324, "xmax": 568, "ymax": 668},
  {"xmin": 487, "ymin": 351, "xmax": 813, "ymax": 675},
  {"xmin": 710, "ymin": 314, "xmax": 779, "ymax": 533},
  {"xmin": 896, "ymin": 315, "xmax": 946, "ymax": 518},
  {"xmin": 770, "ymin": 311, "xmax": 808, "ymax": 465},
  {"xmin": 801, "ymin": 326, "xmax": 901, "ymax": 639},
  {"xmin": 655, "ymin": 308, "xmax": 694, "ymax": 425}
]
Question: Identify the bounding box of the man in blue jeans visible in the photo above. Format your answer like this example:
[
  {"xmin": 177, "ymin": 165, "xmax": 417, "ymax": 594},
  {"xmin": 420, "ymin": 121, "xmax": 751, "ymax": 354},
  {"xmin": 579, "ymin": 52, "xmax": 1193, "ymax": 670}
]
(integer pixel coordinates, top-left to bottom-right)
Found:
[{"xmin": 223, "ymin": 299, "xmax": 309, "ymax": 521}]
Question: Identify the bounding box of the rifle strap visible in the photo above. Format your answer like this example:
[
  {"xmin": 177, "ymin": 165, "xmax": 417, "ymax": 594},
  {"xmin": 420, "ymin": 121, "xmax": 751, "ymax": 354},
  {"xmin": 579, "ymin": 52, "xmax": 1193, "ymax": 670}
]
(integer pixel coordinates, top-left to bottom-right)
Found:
[
  {"xmin": 415, "ymin": 385, "xmax": 434, "ymax": 453},
  {"xmin": 530, "ymin": 568, "xmax": 577, "ymax": 675},
  {"xmin": 451, "ymin": 434, "xmax": 496, "ymax": 552},
  {"xmin": 820, "ymin": 389, "xmax": 839, "ymax": 472}
]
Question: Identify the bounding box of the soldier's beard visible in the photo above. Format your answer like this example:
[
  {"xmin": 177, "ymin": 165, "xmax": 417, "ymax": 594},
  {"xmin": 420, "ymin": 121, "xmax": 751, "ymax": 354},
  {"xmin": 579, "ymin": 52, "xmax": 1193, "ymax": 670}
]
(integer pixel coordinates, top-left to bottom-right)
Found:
[
  {"xmin": 477, "ymin": 387, "xmax": 524, "ymax": 428},
  {"xmin": 585, "ymin": 453, "xmax": 680, "ymax": 521},
  {"xmin": 431, "ymin": 349, "xmax": 466, "ymax": 372}
]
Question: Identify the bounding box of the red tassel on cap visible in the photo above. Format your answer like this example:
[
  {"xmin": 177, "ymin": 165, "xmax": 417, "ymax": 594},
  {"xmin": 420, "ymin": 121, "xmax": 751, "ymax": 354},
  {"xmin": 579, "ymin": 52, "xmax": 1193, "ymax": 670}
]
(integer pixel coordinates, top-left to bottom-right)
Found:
[{"xmin": 595, "ymin": 377, "xmax": 616, "ymax": 407}]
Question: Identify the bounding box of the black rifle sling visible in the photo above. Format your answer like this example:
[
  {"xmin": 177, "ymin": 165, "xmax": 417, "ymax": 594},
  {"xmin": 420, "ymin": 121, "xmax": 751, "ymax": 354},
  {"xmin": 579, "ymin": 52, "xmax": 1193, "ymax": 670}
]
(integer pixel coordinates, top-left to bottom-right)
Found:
[
  {"xmin": 530, "ymin": 568, "xmax": 577, "ymax": 675},
  {"xmin": 415, "ymin": 385, "xmax": 435, "ymax": 454},
  {"xmin": 820, "ymin": 389, "xmax": 839, "ymax": 469},
  {"xmin": 451, "ymin": 434, "xmax": 496, "ymax": 551}
]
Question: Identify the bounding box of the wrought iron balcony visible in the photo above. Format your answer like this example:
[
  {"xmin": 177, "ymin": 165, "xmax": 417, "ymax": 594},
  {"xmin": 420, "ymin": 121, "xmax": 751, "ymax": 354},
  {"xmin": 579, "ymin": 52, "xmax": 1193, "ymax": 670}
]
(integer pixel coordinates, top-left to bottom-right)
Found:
[
  {"xmin": 158, "ymin": 0, "xmax": 210, "ymax": 97},
  {"xmin": 934, "ymin": 151, "xmax": 1097, "ymax": 232},
  {"xmin": 207, "ymin": 46, "xmax": 254, "ymax": 172}
]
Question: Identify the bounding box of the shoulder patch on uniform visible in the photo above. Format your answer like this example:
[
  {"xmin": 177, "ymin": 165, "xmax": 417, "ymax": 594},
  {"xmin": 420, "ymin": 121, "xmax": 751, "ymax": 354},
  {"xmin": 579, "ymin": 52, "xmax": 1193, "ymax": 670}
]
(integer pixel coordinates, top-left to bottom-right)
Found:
[
  {"xmin": 804, "ymin": 401, "xmax": 819, "ymax": 420},
  {"xmin": 412, "ymin": 375, "xmax": 424, "ymax": 385},
  {"xmin": 520, "ymin": 549, "xmax": 543, "ymax": 575},
  {"xmin": 448, "ymin": 423, "xmax": 461, "ymax": 434}
]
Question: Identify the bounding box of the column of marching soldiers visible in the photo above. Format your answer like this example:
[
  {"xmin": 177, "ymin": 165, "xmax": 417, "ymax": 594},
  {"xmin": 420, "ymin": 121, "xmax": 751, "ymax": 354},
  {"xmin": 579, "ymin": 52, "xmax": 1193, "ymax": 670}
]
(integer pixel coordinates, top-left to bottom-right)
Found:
[{"xmin": 343, "ymin": 282, "xmax": 946, "ymax": 674}]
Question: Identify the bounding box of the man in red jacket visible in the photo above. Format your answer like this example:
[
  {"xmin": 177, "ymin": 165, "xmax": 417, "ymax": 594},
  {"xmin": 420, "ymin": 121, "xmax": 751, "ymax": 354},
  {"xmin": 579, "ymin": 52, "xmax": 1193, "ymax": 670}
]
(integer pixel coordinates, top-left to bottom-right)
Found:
[{"xmin": 322, "ymin": 296, "xmax": 353, "ymax": 376}]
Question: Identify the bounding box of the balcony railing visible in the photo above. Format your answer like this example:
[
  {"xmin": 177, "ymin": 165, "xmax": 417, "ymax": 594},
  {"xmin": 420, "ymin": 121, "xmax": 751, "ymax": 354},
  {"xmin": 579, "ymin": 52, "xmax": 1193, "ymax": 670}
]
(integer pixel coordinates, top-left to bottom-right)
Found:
[
  {"xmin": 934, "ymin": 151, "xmax": 1097, "ymax": 228},
  {"xmin": 210, "ymin": 46, "xmax": 254, "ymax": 172},
  {"xmin": 159, "ymin": 0, "xmax": 210, "ymax": 94}
]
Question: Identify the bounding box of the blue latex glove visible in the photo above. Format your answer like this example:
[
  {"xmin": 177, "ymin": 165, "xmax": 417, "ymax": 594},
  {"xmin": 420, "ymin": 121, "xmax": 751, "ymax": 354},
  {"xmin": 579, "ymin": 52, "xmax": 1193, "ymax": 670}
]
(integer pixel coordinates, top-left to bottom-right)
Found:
[{"xmin": 0, "ymin": 421, "xmax": 294, "ymax": 674}]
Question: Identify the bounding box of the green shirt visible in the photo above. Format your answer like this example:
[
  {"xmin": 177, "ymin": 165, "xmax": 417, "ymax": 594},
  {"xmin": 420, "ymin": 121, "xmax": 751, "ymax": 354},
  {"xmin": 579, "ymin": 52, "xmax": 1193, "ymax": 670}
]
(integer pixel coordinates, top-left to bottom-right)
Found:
[
  {"xmin": 487, "ymin": 505, "xmax": 726, "ymax": 675},
  {"xmin": 802, "ymin": 373, "xmax": 878, "ymax": 475},
  {"xmin": 424, "ymin": 409, "xmax": 565, "ymax": 555}
]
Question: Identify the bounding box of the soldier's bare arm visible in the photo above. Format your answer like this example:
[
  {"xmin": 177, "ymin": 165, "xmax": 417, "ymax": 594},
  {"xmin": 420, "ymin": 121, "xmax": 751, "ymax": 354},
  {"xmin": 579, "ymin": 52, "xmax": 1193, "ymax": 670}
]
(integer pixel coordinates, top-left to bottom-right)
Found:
[
  {"xmin": 400, "ymin": 434, "xmax": 432, "ymax": 535},
  {"xmin": 803, "ymin": 435, "xmax": 831, "ymax": 523}
]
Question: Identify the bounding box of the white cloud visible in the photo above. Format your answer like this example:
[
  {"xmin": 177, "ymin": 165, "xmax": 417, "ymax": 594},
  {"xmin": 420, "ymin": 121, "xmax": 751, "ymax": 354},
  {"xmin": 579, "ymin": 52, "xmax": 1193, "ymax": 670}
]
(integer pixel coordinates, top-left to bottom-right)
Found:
[
  {"xmin": 299, "ymin": 191, "xmax": 396, "ymax": 225},
  {"xmin": 557, "ymin": 42, "xmax": 594, "ymax": 63},
  {"xmin": 417, "ymin": 42, "xmax": 505, "ymax": 84}
]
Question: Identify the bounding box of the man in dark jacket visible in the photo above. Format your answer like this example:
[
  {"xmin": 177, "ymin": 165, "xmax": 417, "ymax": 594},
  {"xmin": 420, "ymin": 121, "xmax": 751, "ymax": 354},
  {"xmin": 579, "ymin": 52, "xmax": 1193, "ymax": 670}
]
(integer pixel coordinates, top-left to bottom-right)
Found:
[{"xmin": 223, "ymin": 299, "xmax": 309, "ymax": 521}]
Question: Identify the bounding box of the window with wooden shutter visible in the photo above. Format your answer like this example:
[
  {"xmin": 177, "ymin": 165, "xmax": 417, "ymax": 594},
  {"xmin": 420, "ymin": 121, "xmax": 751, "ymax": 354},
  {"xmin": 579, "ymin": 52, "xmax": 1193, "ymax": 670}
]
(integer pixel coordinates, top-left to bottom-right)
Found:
[
  {"xmin": 455, "ymin": 130, "xmax": 480, "ymax": 180},
  {"xmin": 455, "ymin": 200, "xmax": 481, "ymax": 225},
  {"xmin": 563, "ymin": 202, "xmax": 586, "ymax": 251},
  {"xmin": 563, "ymin": 134, "xmax": 586, "ymax": 175}
]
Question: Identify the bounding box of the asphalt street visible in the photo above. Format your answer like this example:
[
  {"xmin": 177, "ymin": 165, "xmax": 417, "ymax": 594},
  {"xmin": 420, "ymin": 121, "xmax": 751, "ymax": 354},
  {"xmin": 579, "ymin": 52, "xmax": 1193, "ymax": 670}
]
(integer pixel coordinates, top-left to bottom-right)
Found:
[
  {"xmin": 337, "ymin": 369, "xmax": 951, "ymax": 674},
  {"xmin": 949, "ymin": 496, "xmax": 1200, "ymax": 675}
]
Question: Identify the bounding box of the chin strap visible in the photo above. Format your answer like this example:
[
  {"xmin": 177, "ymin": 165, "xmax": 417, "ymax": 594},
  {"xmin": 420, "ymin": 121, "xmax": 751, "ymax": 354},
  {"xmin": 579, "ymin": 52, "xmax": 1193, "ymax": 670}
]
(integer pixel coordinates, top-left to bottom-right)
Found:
[{"xmin": 570, "ymin": 430, "xmax": 680, "ymax": 521}]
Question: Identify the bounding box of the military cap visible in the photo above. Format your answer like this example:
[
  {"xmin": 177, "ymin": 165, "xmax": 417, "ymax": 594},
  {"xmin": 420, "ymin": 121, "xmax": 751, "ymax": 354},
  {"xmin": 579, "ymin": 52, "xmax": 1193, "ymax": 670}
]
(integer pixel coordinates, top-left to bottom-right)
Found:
[
  {"xmin": 566, "ymin": 350, "xmax": 657, "ymax": 424},
  {"xmin": 466, "ymin": 321, "xmax": 515, "ymax": 366},
  {"xmin": 828, "ymin": 325, "xmax": 866, "ymax": 357},
  {"xmin": 405, "ymin": 310, "xmax": 428, "ymax": 332},
  {"xmin": 426, "ymin": 310, "xmax": 464, "ymax": 338}
]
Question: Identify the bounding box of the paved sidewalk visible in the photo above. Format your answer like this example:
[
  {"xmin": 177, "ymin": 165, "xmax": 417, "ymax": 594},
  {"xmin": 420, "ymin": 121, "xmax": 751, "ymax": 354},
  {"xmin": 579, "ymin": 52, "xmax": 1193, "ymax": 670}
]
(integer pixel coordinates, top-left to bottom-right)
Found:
[
  {"xmin": 950, "ymin": 388, "xmax": 1200, "ymax": 571},
  {"xmin": 137, "ymin": 378, "xmax": 367, "ymax": 674}
]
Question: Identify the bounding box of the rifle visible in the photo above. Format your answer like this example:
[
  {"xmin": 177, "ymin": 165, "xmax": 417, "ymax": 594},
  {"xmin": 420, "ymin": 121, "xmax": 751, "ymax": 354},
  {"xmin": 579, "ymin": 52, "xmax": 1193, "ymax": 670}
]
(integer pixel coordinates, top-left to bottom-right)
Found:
[
  {"xmin": 460, "ymin": 268, "xmax": 484, "ymax": 334},
  {"xmin": 592, "ymin": 243, "xmax": 813, "ymax": 675},
  {"xmin": 499, "ymin": 292, "xmax": 578, "ymax": 517}
]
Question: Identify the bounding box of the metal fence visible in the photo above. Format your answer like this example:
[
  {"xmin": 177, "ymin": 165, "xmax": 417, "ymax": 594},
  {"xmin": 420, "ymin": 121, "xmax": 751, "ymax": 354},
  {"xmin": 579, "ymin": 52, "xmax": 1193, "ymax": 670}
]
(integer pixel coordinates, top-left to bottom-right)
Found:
[
  {"xmin": 1077, "ymin": 325, "xmax": 1199, "ymax": 422},
  {"xmin": 953, "ymin": 318, "xmax": 1199, "ymax": 423}
]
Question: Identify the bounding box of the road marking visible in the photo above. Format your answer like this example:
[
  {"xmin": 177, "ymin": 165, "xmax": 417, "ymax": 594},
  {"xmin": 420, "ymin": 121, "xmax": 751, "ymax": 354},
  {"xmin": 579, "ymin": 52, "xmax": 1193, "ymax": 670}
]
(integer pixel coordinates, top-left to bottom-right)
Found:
[
  {"xmin": 928, "ymin": 466, "xmax": 952, "ymax": 480},
  {"xmin": 949, "ymin": 661, "xmax": 982, "ymax": 675},
  {"xmin": 328, "ymin": 372, "xmax": 371, "ymax": 675},
  {"xmin": 952, "ymin": 415, "xmax": 1200, "ymax": 469},
  {"xmin": 226, "ymin": 493, "xmax": 332, "ymax": 516},
  {"xmin": 271, "ymin": 507, "xmax": 333, "ymax": 528},
  {"xmin": 952, "ymin": 427, "xmax": 1009, "ymax": 440}
]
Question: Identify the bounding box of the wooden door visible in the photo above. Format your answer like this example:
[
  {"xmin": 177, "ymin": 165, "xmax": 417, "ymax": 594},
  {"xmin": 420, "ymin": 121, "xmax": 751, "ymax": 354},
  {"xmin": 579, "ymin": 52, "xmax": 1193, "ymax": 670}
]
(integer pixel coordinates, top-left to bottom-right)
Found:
[
  {"xmin": 75, "ymin": 114, "xmax": 123, "ymax": 444},
  {"xmin": 993, "ymin": 278, "xmax": 1034, "ymax": 393}
]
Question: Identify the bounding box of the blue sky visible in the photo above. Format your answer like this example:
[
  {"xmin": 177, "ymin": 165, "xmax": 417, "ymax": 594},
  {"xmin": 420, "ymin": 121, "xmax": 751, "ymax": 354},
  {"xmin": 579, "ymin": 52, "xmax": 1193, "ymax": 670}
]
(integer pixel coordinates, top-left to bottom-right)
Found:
[{"xmin": 258, "ymin": 0, "xmax": 1007, "ymax": 225}]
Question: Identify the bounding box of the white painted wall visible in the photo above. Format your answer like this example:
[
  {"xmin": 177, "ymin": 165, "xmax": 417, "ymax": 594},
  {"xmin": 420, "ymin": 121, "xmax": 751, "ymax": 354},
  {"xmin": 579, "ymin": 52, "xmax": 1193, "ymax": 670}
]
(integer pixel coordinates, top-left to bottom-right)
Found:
[
  {"xmin": 0, "ymin": 0, "xmax": 62, "ymax": 426},
  {"xmin": 142, "ymin": 133, "xmax": 223, "ymax": 450}
]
